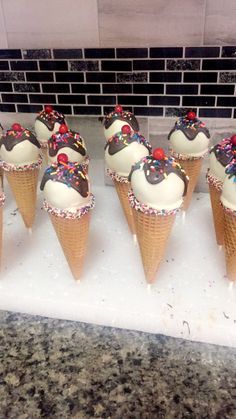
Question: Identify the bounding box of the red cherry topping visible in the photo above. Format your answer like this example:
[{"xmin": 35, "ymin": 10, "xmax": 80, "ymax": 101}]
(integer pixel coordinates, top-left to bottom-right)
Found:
[
  {"xmin": 153, "ymin": 148, "xmax": 165, "ymax": 160},
  {"xmin": 45, "ymin": 105, "xmax": 53, "ymax": 114},
  {"xmin": 121, "ymin": 124, "xmax": 131, "ymax": 135},
  {"xmin": 231, "ymin": 135, "xmax": 236, "ymax": 146},
  {"xmin": 57, "ymin": 153, "xmax": 68, "ymax": 164},
  {"xmin": 12, "ymin": 123, "xmax": 22, "ymax": 131},
  {"xmin": 115, "ymin": 105, "xmax": 123, "ymax": 114},
  {"xmin": 59, "ymin": 124, "xmax": 68, "ymax": 134},
  {"xmin": 187, "ymin": 111, "xmax": 196, "ymax": 120}
]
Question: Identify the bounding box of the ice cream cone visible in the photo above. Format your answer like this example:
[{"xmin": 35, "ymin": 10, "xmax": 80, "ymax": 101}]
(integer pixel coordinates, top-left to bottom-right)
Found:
[
  {"xmin": 0, "ymin": 168, "xmax": 3, "ymax": 189},
  {"xmin": 113, "ymin": 179, "xmax": 136, "ymax": 234},
  {"xmin": 41, "ymin": 144, "xmax": 48, "ymax": 166},
  {"xmin": 132, "ymin": 208, "xmax": 175, "ymax": 283},
  {"xmin": 208, "ymin": 182, "xmax": 224, "ymax": 246},
  {"xmin": 49, "ymin": 212, "xmax": 90, "ymax": 280},
  {"xmin": 223, "ymin": 211, "xmax": 236, "ymax": 281},
  {"xmin": 177, "ymin": 158, "xmax": 202, "ymax": 210},
  {"xmin": 5, "ymin": 168, "xmax": 39, "ymax": 228}
]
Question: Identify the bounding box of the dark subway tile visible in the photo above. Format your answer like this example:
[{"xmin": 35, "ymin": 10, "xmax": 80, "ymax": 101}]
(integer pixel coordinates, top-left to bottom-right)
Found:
[
  {"xmin": 222, "ymin": 47, "xmax": 236, "ymax": 57},
  {"xmin": 183, "ymin": 96, "xmax": 215, "ymax": 106},
  {"xmin": 167, "ymin": 60, "xmax": 200, "ymax": 71},
  {"xmin": 42, "ymin": 83, "xmax": 70, "ymax": 93},
  {"xmin": 0, "ymin": 72, "xmax": 25, "ymax": 81},
  {"xmin": 134, "ymin": 106, "xmax": 163, "ymax": 116},
  {"xmin": 233, "ymin": 109, "xmax": 236, "ymax": 118},
  {"xmin": 133, "ymin": 84, "xmax": 164, "ymax": 94},
  {"xmin": 150, "ymin": 48, "xmax": 183, "ymax": 58},
  {"xmin": 88, "ymin": 95, "xmax": 116, "ymax": 105},
  {"xmin": 116, "ymin": 72, "xmax": 147, "ymax": 83},
  {"xmin": 185, "ymin": 47, "xmax": 220, "ymax": 58},
  {"xmin": 10, "ymin": 61, "xmax": 38, "ymax": 71},
  {"xmin": 217, "ymin": 97, "xmax": 236, "ymax": 107},
  {"xmin": 14, "ymin": 83, "xmax": 40, "ymax": 92},
  {"xmin": 0, "ymin": 62, "xmax": 9, "ymax": 70},
  {"xmin": 86, "ymin": 72, "xmax": 115, "ymax": 83},
  {"xmin": 101, "ymin": 60, "xmax": 132, "ymax": 71},
  {"xmin": 117, "ymin": 48, "xmax": 148, "ymax": 58},
  {"xmin": 56, "ymin": 73, "xmax": 84, "ymax": 82},
  {"xmin": 53, "ymin": 49, "xmax": 82, "ymax": 59},
  {"xmin": 72, "ymin": 84, "xmax": 100, "ymax": 94},
  {"xmin": 149, "ymin": 96, "xmax": 180, "ymax": 106},
  {"xmin": 2, "ymin": 93, "xmax": 28, "ymax": 103},
  {"xmin": 53, "ymin": 105, "xmax": 72, "ymax": 115},
  {"xmin": 118, "ymin": 95, "xmax": 147, "ymax": 105},
  {"xmin": 133, "ymin": 60, "xmax": 164, "ymax": 71},
  {"xmin": 150, "ymin": 72, "xmax": 182, "ymax": 82},
  {"xmin": 27, "ymin": 72, "xmax": 53, "ymax": 82},
  {"xmin": 102, "ymin": 84, "xmax": 131, "ymax": 94},
  {"xmin": 58, "ymin": 95, "xmax": 85, "ymax": 104},
  {"xmin": 165, "ymin": 107, "xmax": 197, "ymax": 117},
  {"xmin": 85, "ymin": 48, "xmax": 115, "ymax": 59},
  {"xmin": 184, "ymin": 72, "xmax": 217, "ymax": 83},
  {"xmin": 203, "ymin": 59, "xmax": 236, "ymax": 70},
  {"xmin": 166, "ymin": 85, "xmax": 198, "ymax": 95},
  {"xmin": 199, "ymin": 108, "xmax": 232, "ymax": 118},
  {"xmin": 69, "ymin": 61, "xmax": 99, "ymax": 71},
  {"xmin": 39, "ymin": 61, "xmax": 68, "ymax": 71},
  {"xmin": 0, "ymin": 49, "xmax": 21, "ymax": 59},
  {"xmin": 0, "ymin": 103, "xmax": 16, "ymax": 112},
  {"xmin": 29, "ymin": 94, "xmax": 56, "ymax": 104},
  {"xmin": 219, "ymin": 72, "xmax": 236, "ymax": 83},
  {"xmin": 0, "ymin": 83, "xmax": 12, "ymax": 92},
  {"xmin": 201, "ymin": 85, "xmax": 234, "ymax": 95},
  {"xmin": 23, "ymin": 49, "xmax": 51, "ymax": 59},
  {"xmin": 74, "ymin": 106, "xmax": 102, "ymax": 115},
  {"xmin": 17, "ymin": 104, "xmax": 43, "ymax": 113}
]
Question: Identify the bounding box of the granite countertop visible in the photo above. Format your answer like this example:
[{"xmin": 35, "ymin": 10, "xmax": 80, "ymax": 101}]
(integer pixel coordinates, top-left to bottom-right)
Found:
[{"xmin": 0, "ymin": 311, "xmax": 236, "ymax": 418}]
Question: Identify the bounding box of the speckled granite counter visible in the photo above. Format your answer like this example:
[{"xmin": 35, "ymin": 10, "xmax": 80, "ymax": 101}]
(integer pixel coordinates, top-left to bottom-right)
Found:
[{"xmin": 0, "ymin": 310, "xmax": 236, "ymax": 419}]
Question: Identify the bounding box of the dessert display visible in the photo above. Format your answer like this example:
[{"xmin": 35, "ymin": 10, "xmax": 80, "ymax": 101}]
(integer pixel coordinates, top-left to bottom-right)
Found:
[
  {"xmin": 220, "ymin": 160, "xmax": 236, "ymax": 281},
  {"xmin": 40, "ymin": 154, "xmax": 95, "ymax": 280},
  {"xmin": 168, "ymin": 111, "xmax": 210, "ymax": 209},
  {"xmin": 207, "ymin": 136, "xmax": 236, "ymax": 245},
  {"xmin": 0, "ymin": 123, "xmax": 42, "ymax": 229},
  {"xmin": 0, "ymin": 122, "xmax": 4, "ymax": 187},
  {"xmin": 102, "ymin": 105, "xmax": 139, "ymax": 141},
  {"xmin": 0, "ymin": 184, "xmax": 5, "ymax": 264},
  {"xmin": 128, "ymin": 148, "xmax": 188, "ymax": 283},
  {"xmin": 105, "ymin": 124, "xmax": 152, "ymax": 235}
]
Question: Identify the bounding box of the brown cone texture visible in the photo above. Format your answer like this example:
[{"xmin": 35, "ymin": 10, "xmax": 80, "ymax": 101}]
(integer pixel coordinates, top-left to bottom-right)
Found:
[
  {"xmin": 5, "ymin": 169, "xmax": 39, "ymax": 228},
  {"xmin": 209, "ymin": 182, "xmax": 224, "ymax": 246},
  {"xmin": 113, "ymin": 179, "xmax": 136, "ymax": 234},
  {"xmin": 178, "ymin": 158, "xmax": 202, "ymax": 210},
  {"xmin": 50, "ymin": 212, "xmax": 90, "ymax": 280},
  {"xmin": 132, "ymin": 208, "xmax": 175, "ymax": 283},
  {"xmin": 224, "ymin": 211, "xmax": 236, "ymax": 281},
  {"xmin": 41, "ymin": 147, "xmax": 48, "ymax": 166}
]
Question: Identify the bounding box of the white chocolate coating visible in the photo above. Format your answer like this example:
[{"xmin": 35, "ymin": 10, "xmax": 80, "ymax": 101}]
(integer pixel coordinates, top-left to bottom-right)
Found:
[
  {"xmin": 48, "ymin": 145, "xmax": 87, "ymax": 165},
  {"xmin": 0, "ymin": 141, "xmax": 40, "ymax": 165},
  {"xmin": 209, "ymin": 152, "xmax": 226, "ymax": 182},
  {"xmin": 44, "ymin": 180, "xmax": 90, "ymax": 212},
  {"xmin": 35, "ymin": 120, "xmax": 64, "ymax": 144},
  {"xmin": 104, "ymin": 120, "xmax": 134, "ymax": 141},
  {"xmin": 221, "ymin": 175, "xmax": 236, "ymax": 211},
  {"xmin": 169, "ymin": 130, "xmax": 209, "ymax": 157},
  {"xmin": 105, "ymin": 142, "xmax": 149, "ymax": 177}
]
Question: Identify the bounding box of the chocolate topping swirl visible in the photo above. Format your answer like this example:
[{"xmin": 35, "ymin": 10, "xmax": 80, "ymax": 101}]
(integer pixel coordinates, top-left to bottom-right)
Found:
[
  {"xmin": 0, "ymin": 127, "xmax": 40, "ymax": 151},
  {"xmin": 103, "ymin": 110, "xmax": 139, "ymax": 131},
  {"xmin": 105, "ymin": 131, "xmax": 152, "ymax": 156},
  {"xmin": 168, "ymin": 116, "xmax": 210, "ymax": 141},
  {"xmin": 210, "ymin": 138, "xmax": 236, "ymax": 167},
  {"xmin": 36, "ymin": 109, "xmax": 65, "ymax": 131},
  {"xmin": 48, "ymin": 130, "xmax": 86, "ymax": 158}
]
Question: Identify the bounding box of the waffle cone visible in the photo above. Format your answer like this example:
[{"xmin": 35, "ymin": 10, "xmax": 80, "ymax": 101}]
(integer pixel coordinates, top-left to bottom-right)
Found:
[
  {"xmin": 178, "ymin": 158, "xmax": 202, "ymax": 210},
  {"xmin": 5, "ymin": 168, "xmax": 39, "ymax": 228},
  {"xmin": 49, "ymin": 212, "xmax": 90, "ymax": 280},
  {"xmin": 132, "ymin": 208, "xmax": 175, "ymax": 283},
  {"xmin": 113, "ymin": 179, "xmax": 136, "ymax": 234},
  {"xmin": 41, "ymin": 146, "xmax": 48, "ymax": 166},
  {"xmin": 223, "ymin": 210, "xmax": 236, "ymax": 281},
  {"xmin": 208, "ymin": 182, "xmax": 224, "ymax": 245}
]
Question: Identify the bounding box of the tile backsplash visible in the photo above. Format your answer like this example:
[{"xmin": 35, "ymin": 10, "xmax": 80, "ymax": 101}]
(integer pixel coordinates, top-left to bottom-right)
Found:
[{"xmin": 0, "ymin": 47, "xmax": 236, "ymax": 119}]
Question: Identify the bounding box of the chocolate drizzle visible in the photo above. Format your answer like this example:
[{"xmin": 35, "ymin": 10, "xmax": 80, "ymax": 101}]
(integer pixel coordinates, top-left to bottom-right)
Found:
[
  {"xmin": 40, "ymin": 162, "xmax": 89, "ymax": 197},
  {"xmin": 0, "ymin": 127, "xmax": 40, "ymax": 151},
  {"xmin": 210, "ymin": 138, "xmax": 236, "ymax": 167},
  {"xmin": 103, "ymin": 110, "xmax": 139, "ymax": 131},
  {"xmin": 105, "ymin": 132, "xmax": 152, "ymax": 156},
  {"xmin": 48, "ymin": 130, "xmax": 86, "ymax": 157},
  {"xmin": 36, "ymin": 109, "xmax": 65, "ymax": 131},
  {"xmin": 168, "ymin": 116, "xmax": 210, "ymax": 141}
]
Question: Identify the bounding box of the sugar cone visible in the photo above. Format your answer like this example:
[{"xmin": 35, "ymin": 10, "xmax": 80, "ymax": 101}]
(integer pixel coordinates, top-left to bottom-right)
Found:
[
  {"xmin": 132, "ymin": 208, "xmax": 175, "ymax": 283},
  {"xmin": 178, "ymin": 158, "xmax": 202, "ymax": 210},
  {"xmin": 5, "ymin": 169, "xmax": 39, "ymax": 228},
  {"xmin": 41, "ymin": 146, "xmax": 48, "ymax": 166},
  {"xmin": 113, "ymin": 179, "xmax": 136, "ymax": 234},
  {"xmin": 223, "ymin": 211, "xmax": 236, "ymax": 281},
  {"xmin": 208, "ymin": 182, "xmax": 224, "ymax": 246},
  {"xmin": 49, "ymin": 212, "xmax": 90, "ymax": 280}
]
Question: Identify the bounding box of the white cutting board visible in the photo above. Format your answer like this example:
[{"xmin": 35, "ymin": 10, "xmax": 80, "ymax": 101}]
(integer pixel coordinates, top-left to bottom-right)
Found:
[{"xmin": 0, "ymin": 159, "xmax": 235, "ymax": 347}]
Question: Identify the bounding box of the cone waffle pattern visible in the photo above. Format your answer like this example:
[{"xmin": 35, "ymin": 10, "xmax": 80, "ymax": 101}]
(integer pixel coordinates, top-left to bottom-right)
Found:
[
  {"xmin": 50, "ymin": 212, "xmax": 90, "ymax": 280},
  {"xmin": 224, "ymin": 211, "xmax": 236, "ymax": 281},
  {"xmin": 113, "ymin": 179, "xmax": 136, "ymax": 234},
  {"xmin": 178, "ymin": 158, "xmax": 202, "ymax": 210},
  {"xmin": 132, "ymin": 208, "xmax": 175, "ymax": 283},
  {"xmin": 209, "ymin": 182, "xmax": 224, "ymax": 245},
  {"xmin": 6, "ymin": 169, "xmax": 39, "ymax": 228}
]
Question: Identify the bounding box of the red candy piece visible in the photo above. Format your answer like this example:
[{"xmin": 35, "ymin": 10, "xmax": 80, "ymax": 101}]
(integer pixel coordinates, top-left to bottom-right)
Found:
[
  {"xmin": 45, "ymin": 105, "xmax": 53, "ymax": 114},
  {"xmin": 187, "ymin": 111, "xmax": 196, "ymax": 120},
  {"xmin": 59, "ymin": 124, "xmax": 68, "ymax": 134},
  {"xmin": 121, "ymin": 124, "xmax": 131, "ymax": 135},
  {"xmin": 57, "ymin": 153, "xmax": 68, "ymax": 164},
  {"xmin": 231, "ymin": 135, "xmax": 236, "ymax": 146},
  {"xmin": 153, "ymin": 148, "xmax": 165, "ymax": 160},
  {"xmin": 12, "ymin": 123, "xmax": 22, "ymax": 131},
  {"xmin": 115, "ymin": 105, "xmax": 123, "ymax": 114}
]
